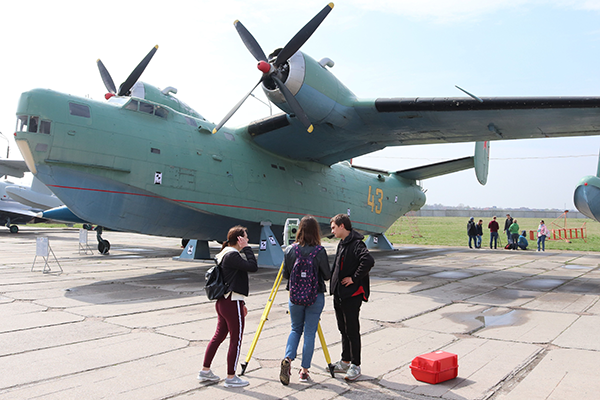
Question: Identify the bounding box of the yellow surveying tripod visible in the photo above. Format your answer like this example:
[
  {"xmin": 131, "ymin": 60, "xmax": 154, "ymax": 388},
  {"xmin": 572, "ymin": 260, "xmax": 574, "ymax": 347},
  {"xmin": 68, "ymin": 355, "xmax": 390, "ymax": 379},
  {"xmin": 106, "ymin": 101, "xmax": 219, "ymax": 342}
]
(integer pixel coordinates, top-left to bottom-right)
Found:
[{"xmin": 240, "ymin": 219, "xmax": 335, "ymax": 377}]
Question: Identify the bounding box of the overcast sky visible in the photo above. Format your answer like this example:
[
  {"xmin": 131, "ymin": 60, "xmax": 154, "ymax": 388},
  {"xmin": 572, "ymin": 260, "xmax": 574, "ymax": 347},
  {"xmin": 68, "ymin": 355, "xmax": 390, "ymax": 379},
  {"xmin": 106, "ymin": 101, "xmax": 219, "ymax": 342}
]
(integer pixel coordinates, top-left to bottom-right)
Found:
[{"xmin": 2, "ymin": 0, "xmax": 600, "ymax": 210}]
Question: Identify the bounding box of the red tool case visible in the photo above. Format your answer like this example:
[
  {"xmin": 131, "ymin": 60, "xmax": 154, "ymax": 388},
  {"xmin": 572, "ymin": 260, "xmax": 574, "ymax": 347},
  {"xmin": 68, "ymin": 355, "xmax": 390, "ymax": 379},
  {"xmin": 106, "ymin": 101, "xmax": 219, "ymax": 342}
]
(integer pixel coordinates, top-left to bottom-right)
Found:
[{"xmin": 410, "ymin": 351, "xmax": 458, "ymax": 384}]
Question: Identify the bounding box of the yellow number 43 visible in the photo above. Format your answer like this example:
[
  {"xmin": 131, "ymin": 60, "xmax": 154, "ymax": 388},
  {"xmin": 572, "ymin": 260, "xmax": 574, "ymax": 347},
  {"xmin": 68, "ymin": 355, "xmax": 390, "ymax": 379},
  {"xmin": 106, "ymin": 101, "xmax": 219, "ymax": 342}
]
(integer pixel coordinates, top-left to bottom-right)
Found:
[{"xmin": 367, "ymin": 186, "xmax": 383, "ymax": 214}]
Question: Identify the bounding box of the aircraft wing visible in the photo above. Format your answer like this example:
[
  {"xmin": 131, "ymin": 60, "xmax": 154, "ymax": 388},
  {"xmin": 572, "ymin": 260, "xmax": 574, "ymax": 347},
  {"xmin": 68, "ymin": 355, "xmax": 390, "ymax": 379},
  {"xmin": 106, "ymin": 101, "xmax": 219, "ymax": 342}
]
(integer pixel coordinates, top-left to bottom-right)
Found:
[
  {"xmin": 0, "ymin": 159, "xmax": 28, "ymax": 178},
  {"xmin": 245, "ymin": 96, "xmax": 600, "ymax": 165}
]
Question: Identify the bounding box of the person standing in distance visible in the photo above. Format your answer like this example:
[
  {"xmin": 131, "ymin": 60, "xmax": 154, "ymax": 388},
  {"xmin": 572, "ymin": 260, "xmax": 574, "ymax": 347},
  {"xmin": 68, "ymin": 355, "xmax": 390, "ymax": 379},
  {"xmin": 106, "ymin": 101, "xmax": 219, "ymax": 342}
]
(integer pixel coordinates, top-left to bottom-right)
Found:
[
  {"xmin": 504, "ymin": 214, "xmax": 513, "ymax": 244},
  {"xmin": 488, "ymin": 216, "xmax": 499, "ymax": 249},
  {"xmin": 329, "ymin": 214, "xmax": 375, "ymax": 382}
]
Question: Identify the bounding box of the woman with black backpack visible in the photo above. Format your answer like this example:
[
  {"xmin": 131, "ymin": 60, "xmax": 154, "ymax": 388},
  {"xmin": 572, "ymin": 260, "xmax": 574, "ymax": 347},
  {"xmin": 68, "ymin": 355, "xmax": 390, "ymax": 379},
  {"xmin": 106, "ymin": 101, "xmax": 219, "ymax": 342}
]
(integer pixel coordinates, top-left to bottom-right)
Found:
[
  {"xmin": 279, "ymin": 215, "xmax": 331, "ymax": 385},
  {"xmin": 198, "ymin": 225, "xmax": 258, "ymax": 388}
]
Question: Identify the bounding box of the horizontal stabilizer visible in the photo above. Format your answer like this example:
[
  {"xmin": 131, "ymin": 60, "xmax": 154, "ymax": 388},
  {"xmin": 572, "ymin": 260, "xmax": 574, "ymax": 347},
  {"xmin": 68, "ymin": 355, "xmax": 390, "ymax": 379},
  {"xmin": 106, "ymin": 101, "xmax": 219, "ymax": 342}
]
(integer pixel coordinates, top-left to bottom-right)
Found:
[
  {"xmin": 395, "ymin": 156, "xmax": 474, "ymax": 181},
  {"xmin": 0, "ymin": 159, "xmax": 28, "ymax": 178}
]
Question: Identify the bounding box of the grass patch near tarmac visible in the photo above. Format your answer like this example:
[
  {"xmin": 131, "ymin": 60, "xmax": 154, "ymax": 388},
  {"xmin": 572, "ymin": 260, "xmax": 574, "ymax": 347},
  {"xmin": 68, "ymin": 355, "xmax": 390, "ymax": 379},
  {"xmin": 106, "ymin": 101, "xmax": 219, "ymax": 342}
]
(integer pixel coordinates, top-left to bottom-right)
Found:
[
  {"xmin": 385, "ymin": 216, "xmax": 600, "ymax": 252},
  {"xmin": 32, "ymin": 218, "xmax": 600, "ymax": 252}
]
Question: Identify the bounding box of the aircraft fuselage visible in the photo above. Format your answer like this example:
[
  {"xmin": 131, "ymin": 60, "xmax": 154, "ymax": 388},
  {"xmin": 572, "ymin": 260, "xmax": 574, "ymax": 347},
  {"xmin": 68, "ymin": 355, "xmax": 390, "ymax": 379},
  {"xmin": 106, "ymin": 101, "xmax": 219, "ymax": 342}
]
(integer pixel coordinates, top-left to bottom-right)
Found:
[{"xmin": 15, "ymin": 88, "xmax": 425, "ymax": 241}]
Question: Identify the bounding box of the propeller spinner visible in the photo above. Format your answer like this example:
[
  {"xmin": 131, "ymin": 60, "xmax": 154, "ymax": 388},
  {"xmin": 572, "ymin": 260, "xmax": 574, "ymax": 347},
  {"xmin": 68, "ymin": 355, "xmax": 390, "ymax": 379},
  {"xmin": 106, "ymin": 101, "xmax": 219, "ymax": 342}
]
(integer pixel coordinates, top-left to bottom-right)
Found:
[
  {"xmin": 212, "ymin": 3, "xmax": 334, "ymax": 134},
  {"xmin": 97, "ymin": 45, "xmax": 159, "ymax": 99}
]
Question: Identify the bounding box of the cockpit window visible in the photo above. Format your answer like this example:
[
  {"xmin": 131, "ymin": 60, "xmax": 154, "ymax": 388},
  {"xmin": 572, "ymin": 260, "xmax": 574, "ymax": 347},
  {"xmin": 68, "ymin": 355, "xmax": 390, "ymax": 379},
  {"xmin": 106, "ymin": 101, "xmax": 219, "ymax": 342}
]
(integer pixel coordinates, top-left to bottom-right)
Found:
[
  {"xmin": 16, "ymin": 115, "xmax": 28, "ymax": 132},
  {"xmin": 40, "ymin": 120, "xmax": 51, "ymax": 134},
  {"xmin": 139, "ymin": 101, "xmax": 154, "ymax": 115},
  {"xmin": 16, "ymin": 115, "xmax": 51, "ymax": 134},
  {"xmin": 28, "ymin": 116, "xmax": 39, "ymax": 132},
  {"xmin": 155, "ymin": 106, "xmax": 168, "ymax": 119},
  {"xmin": 125, "ymin": 100, "xmax": 138, "ymax": 111},
  {"xmin": 124, "ymin": 99, "xmax": 168, "ymax": 119},
  {"xmin": 69, "ymin": 102, "xmax": 91, "ymax": 118}
]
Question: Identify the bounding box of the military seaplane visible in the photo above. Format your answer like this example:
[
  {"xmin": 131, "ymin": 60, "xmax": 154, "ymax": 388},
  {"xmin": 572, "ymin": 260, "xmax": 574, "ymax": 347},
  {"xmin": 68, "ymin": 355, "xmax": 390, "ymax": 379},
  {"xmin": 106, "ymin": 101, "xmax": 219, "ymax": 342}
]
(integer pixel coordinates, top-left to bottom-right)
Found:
[{"xmin": 13, "ymin": 3, "xmax": 600, "ymax": 261}]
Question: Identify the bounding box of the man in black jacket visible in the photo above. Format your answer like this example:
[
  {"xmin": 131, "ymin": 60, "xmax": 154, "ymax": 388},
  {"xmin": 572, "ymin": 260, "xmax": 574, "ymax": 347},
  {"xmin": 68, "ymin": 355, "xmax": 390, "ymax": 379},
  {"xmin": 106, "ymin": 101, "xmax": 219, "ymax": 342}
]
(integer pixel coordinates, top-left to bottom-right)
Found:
[
  {"xmin": 504, "ymin": 214, "xmax": 513, "ymax": 244},
  {"xmin": 329, "ymin": 214, "xmax": 375, "ymax": 382}
]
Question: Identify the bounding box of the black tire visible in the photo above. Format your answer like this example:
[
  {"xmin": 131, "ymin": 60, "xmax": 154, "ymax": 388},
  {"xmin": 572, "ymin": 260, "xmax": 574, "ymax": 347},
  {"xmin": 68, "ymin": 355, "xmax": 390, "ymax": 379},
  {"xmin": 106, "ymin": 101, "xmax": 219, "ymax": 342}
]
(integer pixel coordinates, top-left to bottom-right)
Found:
[
  {"xmin": 83, "ymin": 224, "xmax": 93, "ymax": 230},
  {"xmin": 9, "ymin": 225, "xmax": 18, "ymax": 234},
  {"xmin": 98, "ymin": 240, "xmax": 110, "ymax": 254}
]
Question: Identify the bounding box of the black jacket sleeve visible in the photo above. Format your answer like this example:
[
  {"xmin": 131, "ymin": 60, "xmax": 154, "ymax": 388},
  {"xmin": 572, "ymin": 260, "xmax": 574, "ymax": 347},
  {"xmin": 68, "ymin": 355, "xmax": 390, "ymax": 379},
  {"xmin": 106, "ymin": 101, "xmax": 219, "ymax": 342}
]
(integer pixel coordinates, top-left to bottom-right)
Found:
[{"xmin": 225, "ymin": 247, "xmax": 258, "ymax": 272}]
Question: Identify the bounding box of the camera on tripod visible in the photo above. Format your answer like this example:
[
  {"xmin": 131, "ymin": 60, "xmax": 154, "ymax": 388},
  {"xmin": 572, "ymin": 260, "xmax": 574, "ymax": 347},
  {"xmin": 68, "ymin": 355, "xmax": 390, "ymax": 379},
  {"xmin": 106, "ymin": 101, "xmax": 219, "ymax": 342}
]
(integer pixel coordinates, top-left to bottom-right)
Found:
[{"xmin": 283, "ymin": 218, "xmax": 300, "ymax": 246}]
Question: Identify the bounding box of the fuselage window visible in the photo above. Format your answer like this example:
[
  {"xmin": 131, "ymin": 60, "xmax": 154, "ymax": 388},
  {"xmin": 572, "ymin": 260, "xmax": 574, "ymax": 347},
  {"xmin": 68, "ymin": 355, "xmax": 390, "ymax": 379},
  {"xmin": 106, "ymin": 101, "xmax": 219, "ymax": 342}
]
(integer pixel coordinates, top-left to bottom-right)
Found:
[
  {"xmin": 16, "ymin": 115, "xmax": 28, "ymax": 132},
  {"xmin": 125, "ymin": 100, "xmax": 138, "ymax": 111},
  {"xmin": 155, "ymin": 106, "xmax": 168, "ymax": 119},
  {"xmin": 28, "ymin": 116, "xmax": 39, "ymax": 133},
  {"xmin": 40, "ymin": 120, "xmax": 51, "ymax": 134},
  {"xmin": 185, "ymin": 116, "xmax": 197, "ymax": 127},
  {"xmin": 69, "ymin": 102, "xmax": 91, "ymax": 118},
  {"xmin": 139, "ymin": 101, "xmax": 154, "ymax": 115}
]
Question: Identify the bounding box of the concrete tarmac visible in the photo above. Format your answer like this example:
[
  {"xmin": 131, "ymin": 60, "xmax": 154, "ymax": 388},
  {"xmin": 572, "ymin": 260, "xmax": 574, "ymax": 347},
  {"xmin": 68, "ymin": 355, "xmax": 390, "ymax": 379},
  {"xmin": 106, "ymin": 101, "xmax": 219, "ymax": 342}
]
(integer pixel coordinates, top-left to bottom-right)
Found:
[{"xmin": 1, "ymin": 227, "xmax": 599, "ymax": 400}]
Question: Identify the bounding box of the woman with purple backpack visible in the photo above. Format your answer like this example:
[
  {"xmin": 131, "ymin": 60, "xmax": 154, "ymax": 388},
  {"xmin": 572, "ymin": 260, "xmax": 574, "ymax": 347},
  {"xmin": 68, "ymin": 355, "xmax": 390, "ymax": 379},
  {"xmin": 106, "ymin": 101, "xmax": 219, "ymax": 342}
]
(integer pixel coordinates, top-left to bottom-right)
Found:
[{"xmin": 279, "ymin": 215, "xmax": 331, "ymax": 385}]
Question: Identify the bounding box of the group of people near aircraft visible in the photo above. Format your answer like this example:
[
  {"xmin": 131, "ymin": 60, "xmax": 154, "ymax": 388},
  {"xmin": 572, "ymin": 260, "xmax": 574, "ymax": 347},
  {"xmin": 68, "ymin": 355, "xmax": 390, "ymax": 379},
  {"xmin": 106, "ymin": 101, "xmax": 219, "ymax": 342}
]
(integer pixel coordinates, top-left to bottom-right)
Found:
[
  {"xmin": 468, "ymin": 214, "xmax": 550, "ymax": 251},
  {"xmin": 198, "ymin": 214, "xmax": 374, "ymax": 388}
]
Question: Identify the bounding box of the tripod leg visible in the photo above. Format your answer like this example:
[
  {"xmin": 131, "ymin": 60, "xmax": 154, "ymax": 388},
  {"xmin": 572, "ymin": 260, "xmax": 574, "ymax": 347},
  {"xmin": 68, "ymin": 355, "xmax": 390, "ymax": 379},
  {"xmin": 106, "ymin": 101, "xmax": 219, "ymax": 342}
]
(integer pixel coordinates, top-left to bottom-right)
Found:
[
  {"xmin": 317, "ymin": 321, "xmax": 335, "ymax": 377},
  {"xmin": 240, "ymin": 260, "xmax": 285, "ymax": 375}
]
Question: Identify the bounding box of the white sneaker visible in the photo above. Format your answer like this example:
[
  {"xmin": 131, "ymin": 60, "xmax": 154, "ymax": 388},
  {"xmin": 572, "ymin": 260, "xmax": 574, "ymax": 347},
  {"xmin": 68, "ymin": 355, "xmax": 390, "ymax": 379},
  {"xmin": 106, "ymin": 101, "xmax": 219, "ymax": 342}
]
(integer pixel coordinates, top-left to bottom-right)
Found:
[
  {"xmin": 197, "ymin": 369, "xmax": 220, "ymax": 382},
  {"xmin": 344, "ymin": 364, "xmax": 361, "ymax": 381},
  {"xmin": 224, "ymin": 375, "xmax": 249, "ymax": 388},
  {"xmin": 331, "ymin": 360, "xmax": 350, "ymax": 373}
]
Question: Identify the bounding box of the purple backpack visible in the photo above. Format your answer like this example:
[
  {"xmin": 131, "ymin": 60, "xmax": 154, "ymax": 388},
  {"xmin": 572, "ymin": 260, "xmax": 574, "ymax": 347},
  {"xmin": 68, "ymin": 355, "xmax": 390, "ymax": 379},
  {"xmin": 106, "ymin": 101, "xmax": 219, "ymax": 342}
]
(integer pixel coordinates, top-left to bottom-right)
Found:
[{"xmin": 289, "ymin": 244, "xmax": 323, "ymax": 306}]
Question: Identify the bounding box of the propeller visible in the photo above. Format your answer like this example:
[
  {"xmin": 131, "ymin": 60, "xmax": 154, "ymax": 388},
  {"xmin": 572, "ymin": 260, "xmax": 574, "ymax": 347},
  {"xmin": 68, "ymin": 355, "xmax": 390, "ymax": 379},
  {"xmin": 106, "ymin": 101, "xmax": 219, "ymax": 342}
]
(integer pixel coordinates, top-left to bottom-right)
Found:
[
  {"xmin": 212, "ymin": 3, "xmax": 334, "ymax": 134},
  {"xmin": 96, "ymin": 45, "xmax": 159, "ymax": 99}
]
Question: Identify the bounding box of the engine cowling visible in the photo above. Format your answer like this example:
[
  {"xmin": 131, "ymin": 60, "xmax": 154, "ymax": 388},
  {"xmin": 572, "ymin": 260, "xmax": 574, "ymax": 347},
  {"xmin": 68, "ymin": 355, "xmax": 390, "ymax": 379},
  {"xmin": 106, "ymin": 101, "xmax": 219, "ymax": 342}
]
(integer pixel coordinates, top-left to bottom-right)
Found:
[{"xmin": 261, "ymin": 51, "xmax": 357, "ymax": 126}]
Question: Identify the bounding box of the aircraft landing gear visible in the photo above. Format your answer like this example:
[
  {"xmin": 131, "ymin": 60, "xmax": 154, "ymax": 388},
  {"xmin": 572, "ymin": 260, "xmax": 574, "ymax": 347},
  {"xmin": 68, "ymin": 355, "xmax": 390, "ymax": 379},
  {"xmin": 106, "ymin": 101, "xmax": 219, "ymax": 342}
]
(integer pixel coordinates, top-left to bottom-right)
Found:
[
  {"xmin": 94, "ymin": 226, "xmax": 110, "ymax": 255},
  {"xmin": 5, "ymin": 218, "xmax": 18, "ymax": 233}
]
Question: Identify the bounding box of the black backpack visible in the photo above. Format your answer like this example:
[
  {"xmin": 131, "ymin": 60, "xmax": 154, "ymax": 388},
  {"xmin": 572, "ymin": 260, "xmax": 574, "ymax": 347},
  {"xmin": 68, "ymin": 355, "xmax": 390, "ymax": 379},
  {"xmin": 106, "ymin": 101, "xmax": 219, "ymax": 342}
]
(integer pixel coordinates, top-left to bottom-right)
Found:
[{"xmin": 204, "ymin": 261, "xmax": 228, "ymax": 300}]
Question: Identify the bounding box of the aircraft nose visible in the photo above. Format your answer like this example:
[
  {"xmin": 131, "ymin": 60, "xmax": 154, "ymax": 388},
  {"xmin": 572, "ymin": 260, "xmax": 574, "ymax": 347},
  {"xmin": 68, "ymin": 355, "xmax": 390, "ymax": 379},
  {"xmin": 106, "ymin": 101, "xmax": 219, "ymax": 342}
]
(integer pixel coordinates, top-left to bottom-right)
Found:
[{"xmin": 574, "ymin": 179, "xmax": 600, "ymax": 221}]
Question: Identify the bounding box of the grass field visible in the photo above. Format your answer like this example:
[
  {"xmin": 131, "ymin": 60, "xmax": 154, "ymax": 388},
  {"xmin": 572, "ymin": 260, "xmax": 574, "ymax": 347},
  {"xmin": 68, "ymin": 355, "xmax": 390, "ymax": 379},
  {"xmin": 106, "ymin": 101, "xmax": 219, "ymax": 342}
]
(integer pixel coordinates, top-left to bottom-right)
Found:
[
  {"xmin": 385, "ymin": 216, "xmax": 600, "ymax": 252},
  {"xmin": 31, "ymin": 217, "xmax": 600, "ymax": 252}
]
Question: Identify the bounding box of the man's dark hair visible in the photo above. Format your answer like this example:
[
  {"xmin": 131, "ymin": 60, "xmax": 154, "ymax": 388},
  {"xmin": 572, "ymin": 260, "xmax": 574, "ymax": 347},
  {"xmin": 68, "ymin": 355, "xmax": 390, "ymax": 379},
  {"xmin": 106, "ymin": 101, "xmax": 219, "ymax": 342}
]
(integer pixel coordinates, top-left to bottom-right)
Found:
[{"xmin": 330, "ymin": 213, "xmax": 352, "ymax": 231}]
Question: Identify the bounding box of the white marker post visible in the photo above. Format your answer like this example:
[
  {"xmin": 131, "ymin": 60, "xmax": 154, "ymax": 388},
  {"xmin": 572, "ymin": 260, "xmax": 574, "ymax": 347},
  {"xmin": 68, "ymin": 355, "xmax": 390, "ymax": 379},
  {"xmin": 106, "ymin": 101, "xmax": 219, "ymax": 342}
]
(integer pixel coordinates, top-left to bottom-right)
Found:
[{"xmin": 32, "ymin": 237, "xmax": 62, "ymax": 274}]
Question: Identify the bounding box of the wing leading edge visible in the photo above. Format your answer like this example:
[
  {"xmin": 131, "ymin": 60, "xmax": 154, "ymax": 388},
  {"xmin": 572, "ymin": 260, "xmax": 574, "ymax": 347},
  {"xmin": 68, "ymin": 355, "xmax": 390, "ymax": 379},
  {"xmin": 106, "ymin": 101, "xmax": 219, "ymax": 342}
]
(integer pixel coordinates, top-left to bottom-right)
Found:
[{"xmin": 244, "ymin": 96, "xmax": 600, "ymax": 165}]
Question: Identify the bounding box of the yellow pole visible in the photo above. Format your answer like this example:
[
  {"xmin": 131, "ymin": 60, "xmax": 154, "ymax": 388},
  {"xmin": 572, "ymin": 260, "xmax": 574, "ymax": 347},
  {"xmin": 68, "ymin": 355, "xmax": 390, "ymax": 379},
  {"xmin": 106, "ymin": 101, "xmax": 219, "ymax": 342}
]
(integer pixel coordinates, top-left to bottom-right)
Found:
[
  {"xmin": 240, "ymin": 260, "xmax": 285, "ymax": 375},
  {"xmin": 318, "ymin": 321, "xmax": 335, "ymax": 377},
  {"xmin": 239, "ymin": 258, "xmax": 335, "ymax": 377}
]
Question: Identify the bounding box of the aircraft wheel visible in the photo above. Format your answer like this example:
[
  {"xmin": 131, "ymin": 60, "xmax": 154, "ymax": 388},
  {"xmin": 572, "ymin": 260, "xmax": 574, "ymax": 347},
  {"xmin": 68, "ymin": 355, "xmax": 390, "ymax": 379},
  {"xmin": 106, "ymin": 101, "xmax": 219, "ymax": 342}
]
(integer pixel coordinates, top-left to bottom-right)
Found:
[
  {"xmin": 9, "ymin": 225, "xmax": 18, "ymax": 234},
  {"xmin": 98, "ymin": 240, "xmax": 110, "ymax": 255},
  {"xmin": 83, "ymin": 224, "xmax": 93, "ymax": 230},
  {"xmin": 181, "ymin": 238, "xmax": 190, "ymax": 248}
]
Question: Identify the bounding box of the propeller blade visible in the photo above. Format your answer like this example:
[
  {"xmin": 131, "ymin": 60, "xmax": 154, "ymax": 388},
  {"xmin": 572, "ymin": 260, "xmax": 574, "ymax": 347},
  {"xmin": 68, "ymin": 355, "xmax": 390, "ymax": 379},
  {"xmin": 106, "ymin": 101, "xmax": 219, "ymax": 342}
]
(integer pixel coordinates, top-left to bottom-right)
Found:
[
  {"xmin": 97, "ymin": 59, "xmax": 117, "ymax": 94},
  {"xmin": 272, "ymin": 75, "xmax": 313, "ymax": 133},
  {"xmin": 234, "ymin": 20, "xmax": 268, "ymax": 62},
  {"xmin": 275, "ymin": 3, "xmax": 334, "ymax": 67},
  {"xmin": 118, "ymin": 45, "xmax": 159, "ymax": 96},
  {"xmin": 212, "ymin": 78, "xmax": 264, "ymax": 134}
]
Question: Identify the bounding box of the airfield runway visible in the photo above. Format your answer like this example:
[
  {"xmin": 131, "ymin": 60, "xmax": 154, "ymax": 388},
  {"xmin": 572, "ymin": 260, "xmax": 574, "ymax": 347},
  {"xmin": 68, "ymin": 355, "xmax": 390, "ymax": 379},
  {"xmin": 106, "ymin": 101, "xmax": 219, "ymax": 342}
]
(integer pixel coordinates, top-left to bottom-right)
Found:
[{"xmin": 0, "ymin": 227, "xmax": 599, "ymax": 400}]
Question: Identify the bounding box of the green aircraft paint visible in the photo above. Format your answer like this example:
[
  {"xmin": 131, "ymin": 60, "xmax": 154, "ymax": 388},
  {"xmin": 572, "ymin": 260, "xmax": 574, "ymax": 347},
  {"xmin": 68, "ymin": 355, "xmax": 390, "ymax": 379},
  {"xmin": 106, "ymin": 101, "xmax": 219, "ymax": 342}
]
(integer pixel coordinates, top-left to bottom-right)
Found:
[{"xmin": 13, "ymin": 4, "xmax": 600, "ymax": 243}]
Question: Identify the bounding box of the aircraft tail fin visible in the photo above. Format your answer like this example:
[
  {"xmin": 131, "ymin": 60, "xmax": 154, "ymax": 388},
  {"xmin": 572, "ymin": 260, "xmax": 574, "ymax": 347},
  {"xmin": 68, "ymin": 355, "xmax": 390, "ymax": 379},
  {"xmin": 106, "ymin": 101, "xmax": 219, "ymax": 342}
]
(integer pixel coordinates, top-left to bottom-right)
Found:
[{"xmin": 395, "ymin": 141, "xmax": 489, "ymax": 185}]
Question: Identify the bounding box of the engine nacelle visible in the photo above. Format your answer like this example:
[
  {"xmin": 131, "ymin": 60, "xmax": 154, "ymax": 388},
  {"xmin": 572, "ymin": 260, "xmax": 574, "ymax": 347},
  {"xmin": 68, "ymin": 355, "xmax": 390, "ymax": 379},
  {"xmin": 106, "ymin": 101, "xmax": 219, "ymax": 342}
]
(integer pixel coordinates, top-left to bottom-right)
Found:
[{"xmin": 261, "ymin": 51, "xmax": 357, "ymax": 126}]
